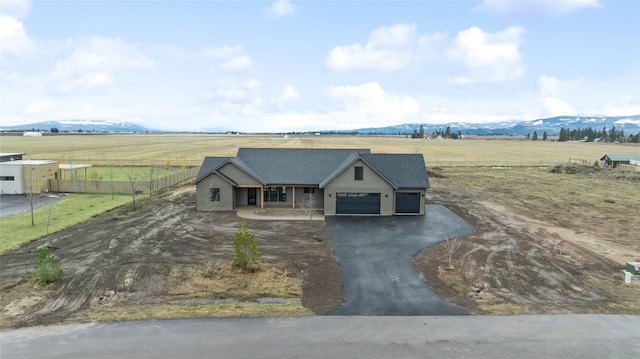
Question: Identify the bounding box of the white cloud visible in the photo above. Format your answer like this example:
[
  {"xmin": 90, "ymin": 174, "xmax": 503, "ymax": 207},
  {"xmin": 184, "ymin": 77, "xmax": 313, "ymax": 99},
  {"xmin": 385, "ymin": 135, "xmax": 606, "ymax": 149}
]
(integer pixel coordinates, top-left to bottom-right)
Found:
[
  {"xmin": 24, "ymin": 100, "xmax": 54, "ymax": 115},
  {"xmin": 446, "ymin": 26, "xmax": 525, "ymax": 86},
  {"xmin": 542, "ymin": 97, "xmax": 575, "ymax": 117},
  {"xmin": 537, "ymin": 75, "xmax": 586, "ymax": 96},
  {"xmin": 201, "ymin": 44, "xmax": 243, "ymax": 59},
  {"xmin": 476, "ymin": 0, "xmax": 600, "ymax": 16},
  {"xmin": 202, "ymin": 44, "xmax": 252, "ymax": 71},
  {"xmin": 206, "ymin": 78, "xmax": 262, "ymax": 102},
  {"xmin": 602, "ymin": 96, "xmax": 640, "ymax": 116},
  {"xmin": 51, "ymin": 36, "xmax": 153, "ymax": 92},
  {"xmin": 277, "ymin": 85, "xmax": 300, "ymax": 107},
  {"xmin": 1, "ymin": 0, "xmax": 32, "ymax": 19},
  {"xmin": 325, "ymin": 23, "xmax": 445, "ymax": 71},
  {"xmin": 245, "ymin": 78, "xmax": 261, "ymax": 90},
  {"xmin": 0, "ymin": 15, "xmax": 36, "ymax": 56},
  {"xmin": 220, "ymin": 55, "xmax": 252, "ymax": 71},
  {"xmin": 536, "ymin": 75, "xmax": 588, "ymax": 117},
  {"xmin": 325, "ymin": 82, "xmax": 419, "ymax": 127},
  {"xmin": 266, "ymin": 0, "xmax": 296, "ymax": 19}
]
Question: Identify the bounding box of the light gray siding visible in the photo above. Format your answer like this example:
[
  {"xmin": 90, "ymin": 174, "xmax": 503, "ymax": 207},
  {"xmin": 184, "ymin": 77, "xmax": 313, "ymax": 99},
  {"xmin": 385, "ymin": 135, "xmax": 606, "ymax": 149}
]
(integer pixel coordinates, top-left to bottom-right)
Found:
[
  {"xmin": 0, "ymin": 164, "xmax": 23, "ymax": 194},
  {"xmin": 218, "ymin": 163, "xmax": 261, "ymax": 185},
  {"xmin": 195, "ymin": 174, "xmax": 234, "ymax": 211},
  {"xmin": 323, "ymin": 160, "xmax": 394, "ymax": 215},
  {"xmin": 293, "ymin": 187, "xmax": 324, "ymax": 209}
]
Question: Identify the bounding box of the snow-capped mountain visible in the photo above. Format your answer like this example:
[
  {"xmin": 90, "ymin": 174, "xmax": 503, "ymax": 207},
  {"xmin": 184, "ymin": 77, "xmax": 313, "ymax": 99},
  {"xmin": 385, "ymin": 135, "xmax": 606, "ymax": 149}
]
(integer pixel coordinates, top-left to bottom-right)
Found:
[
  {"xmin": 2, "ymin": 115, "xmax": 639, "ymax": 136},
  {"xmin": 1, "ymin": 120, "xmax": 151, "ymax": 133},
  {"xmin": 352, "ymin": 115, "xmax": 640, "ymax": 136}
]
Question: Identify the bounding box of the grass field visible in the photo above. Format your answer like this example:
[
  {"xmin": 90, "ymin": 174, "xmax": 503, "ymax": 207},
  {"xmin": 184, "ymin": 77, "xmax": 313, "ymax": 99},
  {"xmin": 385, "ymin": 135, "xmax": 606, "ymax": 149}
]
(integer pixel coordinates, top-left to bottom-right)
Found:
[
  {"xmin": 430, "ymin": 166, "xmax": 640, "ymax": 248},
  {"xmin": 2, "ymin": 133, "xmax": 639, "ymax": 167},
  {"xmin": 64, "ymin": 166, "xmax": 177, "ymax": 181},
  {"xmin": 0, "ymin": 193, "xmax": 135, "ymax": 254}
]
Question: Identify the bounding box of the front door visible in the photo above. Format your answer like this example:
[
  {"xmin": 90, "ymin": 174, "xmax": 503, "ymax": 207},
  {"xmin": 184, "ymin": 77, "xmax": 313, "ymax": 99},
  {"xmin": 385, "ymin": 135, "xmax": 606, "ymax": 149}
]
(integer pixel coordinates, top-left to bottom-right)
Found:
[{"xmin": 248, "ymin": 188, "xmax": 257, "ymax": 205}]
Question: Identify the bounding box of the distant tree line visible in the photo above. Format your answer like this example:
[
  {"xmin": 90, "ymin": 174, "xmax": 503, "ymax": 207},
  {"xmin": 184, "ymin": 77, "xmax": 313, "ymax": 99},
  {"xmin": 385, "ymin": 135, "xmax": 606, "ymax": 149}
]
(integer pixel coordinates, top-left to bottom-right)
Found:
[
  {"xmin": 411, "ymin": 125, "xmax": 463, "ymax": 139},
  {"xmin": 526, "ymin": 131, "xmax": 547, "ymax": 141},
  {"xmin": 557, "ymin": 126, "xmax": 638, "ymax": 143}
]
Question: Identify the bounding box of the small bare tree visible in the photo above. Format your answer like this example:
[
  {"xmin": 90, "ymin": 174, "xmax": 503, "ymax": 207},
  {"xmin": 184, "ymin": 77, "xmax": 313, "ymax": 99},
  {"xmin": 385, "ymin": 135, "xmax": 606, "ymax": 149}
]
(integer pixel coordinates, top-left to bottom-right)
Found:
[
  {"xmin": 144, "ymin": 166, "xmax": 159, "ymax": 197},
  {"xmin": 90, "ymin": 171, "xmax": 103, "ymax": 193},
  {"xmin": 109, "ymin": 167, "xmax": 115, "ymax": 199},
  {"xmin": 302, "ymin": 193, "xmax": 318, "ymax": 225},
  {"xmin": 25, "ymin": 167, "xmax": 44, "ymax": 226},
  {"xmin": 46, "ymin": 203, "xmax": 55, "ymax": 235},
  {"xmin": 443, "ymin": 234, "xmax": 462, "ymax": 269},
  {"xmin": 209, "ymin": 184, "xmax": 221, "ymax": 235},
  {"xmin": 125, "ymin": 169, "xmax": 143, "ymax": 210}
]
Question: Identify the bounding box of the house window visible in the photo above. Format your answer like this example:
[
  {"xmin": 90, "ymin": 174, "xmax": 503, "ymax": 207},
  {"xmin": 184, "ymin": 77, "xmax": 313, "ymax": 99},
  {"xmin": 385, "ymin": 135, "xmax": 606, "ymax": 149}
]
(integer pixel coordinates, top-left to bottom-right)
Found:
[
  {"xmin": 354, "ymin": 166, "xmax": 363, "ymax": 181},
  {"xmin": 210, "ymin": 188, "xmax": 220, "ymax": 201},
  {"xmin": 0, "ymin": 176, "xmax": 15, "ymax": 181},
  {"xmin": 303, "ymin": 187, "xmax": 315, "ymax": 194},
  {"xmin": 263, "ymin": 187, "xmax": 287, "ymax": 202}
]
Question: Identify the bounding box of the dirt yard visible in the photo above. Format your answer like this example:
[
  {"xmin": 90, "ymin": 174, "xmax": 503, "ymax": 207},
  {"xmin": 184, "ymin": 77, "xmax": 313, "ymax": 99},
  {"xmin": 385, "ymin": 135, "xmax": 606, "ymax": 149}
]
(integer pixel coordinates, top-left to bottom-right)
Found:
[
  {"xmin": 0, "ymin": 186, "xmax": 342, "ymax": 328},
  {"xmin": 2, "ymin": 165, "xmax": 639, "ymax": 328},
  {"xmin": 417, "ymin": 166, "xmax": 640, "ymax": 314}
]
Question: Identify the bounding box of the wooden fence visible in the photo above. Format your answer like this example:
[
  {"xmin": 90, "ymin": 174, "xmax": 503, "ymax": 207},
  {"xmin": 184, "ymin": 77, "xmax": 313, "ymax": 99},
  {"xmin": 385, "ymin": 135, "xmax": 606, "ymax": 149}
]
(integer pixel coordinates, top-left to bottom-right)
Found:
[{"xmin": 50, "ymin": 167, "xmax": 199, "ymax": 194}]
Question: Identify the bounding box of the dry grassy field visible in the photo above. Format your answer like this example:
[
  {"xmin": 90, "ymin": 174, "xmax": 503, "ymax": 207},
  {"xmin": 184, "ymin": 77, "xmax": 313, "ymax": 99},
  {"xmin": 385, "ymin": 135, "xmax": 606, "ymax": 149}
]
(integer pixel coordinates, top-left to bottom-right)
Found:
[{"xmin": 2, "ymin": 133, "xmax": 638, "ymax": 167}]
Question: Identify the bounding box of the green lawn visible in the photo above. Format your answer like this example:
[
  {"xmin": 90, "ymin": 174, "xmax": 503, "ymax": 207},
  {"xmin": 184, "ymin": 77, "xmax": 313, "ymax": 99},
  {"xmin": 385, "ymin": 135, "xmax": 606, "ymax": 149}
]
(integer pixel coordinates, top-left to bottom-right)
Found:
[
  {"xmin": 63, "ymin": 166, "xmax": 177, "ymax": 181},
  {"xmin": 0, "ymin": 193, "xmax": 137, "ymax": 254}
]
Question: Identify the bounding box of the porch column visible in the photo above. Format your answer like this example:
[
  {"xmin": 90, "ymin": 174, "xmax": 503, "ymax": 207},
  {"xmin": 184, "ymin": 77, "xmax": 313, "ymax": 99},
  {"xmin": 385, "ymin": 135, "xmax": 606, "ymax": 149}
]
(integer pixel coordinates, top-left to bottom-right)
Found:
[
  {"xmin": 260, "ymin": 185, "xmax": 264, "ymax": 209},
  {"xmin": 292, "ymin": 186, "xmax": 296, "ymax": 208}
]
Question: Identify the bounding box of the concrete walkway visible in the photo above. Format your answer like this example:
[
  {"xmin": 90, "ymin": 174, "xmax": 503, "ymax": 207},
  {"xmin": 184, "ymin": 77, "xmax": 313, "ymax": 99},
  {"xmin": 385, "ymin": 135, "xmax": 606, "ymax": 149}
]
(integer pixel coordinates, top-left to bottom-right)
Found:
[
  {"xmin": 235, "ymin": 206, "xmax": 325, "ymax": 221},
  {"xmin": 2, "ymin": 315, "xmax": 638, "ymax": 358}
]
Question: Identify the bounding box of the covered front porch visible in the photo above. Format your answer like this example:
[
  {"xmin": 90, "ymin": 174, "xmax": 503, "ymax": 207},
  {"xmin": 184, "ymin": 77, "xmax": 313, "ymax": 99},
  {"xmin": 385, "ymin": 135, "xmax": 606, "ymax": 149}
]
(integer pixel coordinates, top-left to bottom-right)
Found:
[{"xmin": 234, "ymin": 185, "xmax": 324, "ymax": 210}]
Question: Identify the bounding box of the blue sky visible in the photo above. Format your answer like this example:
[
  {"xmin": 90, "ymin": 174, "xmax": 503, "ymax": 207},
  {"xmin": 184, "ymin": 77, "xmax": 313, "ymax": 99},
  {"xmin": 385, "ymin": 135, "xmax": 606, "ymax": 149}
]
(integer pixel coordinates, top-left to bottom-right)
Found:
[{"xmin": 1, "ymin": 0, "xmax": 638, "ymax": 132}]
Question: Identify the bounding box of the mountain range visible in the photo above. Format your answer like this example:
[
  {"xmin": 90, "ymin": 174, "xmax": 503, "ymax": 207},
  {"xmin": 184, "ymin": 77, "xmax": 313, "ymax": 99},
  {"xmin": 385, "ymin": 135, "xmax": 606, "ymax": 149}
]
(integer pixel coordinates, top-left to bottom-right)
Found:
[
  {"xmin": 1, "ymin": 120, "xmax": 150, "ymax": 133},
  {"xmin": 2, "ymin": 115, "xmax": 640, "ymax": 136},
  {"xmin": 353, "ymin": 115, "xmax": 640, "ymax": 136}
]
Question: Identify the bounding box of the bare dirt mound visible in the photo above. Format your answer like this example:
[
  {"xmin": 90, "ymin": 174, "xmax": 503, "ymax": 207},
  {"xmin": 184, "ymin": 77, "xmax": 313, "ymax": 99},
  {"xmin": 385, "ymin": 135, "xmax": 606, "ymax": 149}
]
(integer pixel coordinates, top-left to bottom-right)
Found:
[{"xmin": 1, "ymin": 186, "xmax": 342, "ymax": 328}]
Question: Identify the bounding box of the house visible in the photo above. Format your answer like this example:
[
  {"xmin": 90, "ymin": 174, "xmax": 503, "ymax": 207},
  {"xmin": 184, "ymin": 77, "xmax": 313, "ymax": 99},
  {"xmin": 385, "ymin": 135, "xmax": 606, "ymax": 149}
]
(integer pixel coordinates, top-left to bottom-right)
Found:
[
  {"xmin": 600, "ymin": 154, "xmax": 640, "ymax": 169},
  {"xmin": 194, "ymin": 148, "xmax": 430, "ymax": 216}
]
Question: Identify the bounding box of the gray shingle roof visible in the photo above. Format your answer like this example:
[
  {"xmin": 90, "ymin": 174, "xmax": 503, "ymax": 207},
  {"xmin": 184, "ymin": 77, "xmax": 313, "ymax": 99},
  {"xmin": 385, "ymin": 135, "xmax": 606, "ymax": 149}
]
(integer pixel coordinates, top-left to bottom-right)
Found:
[
  {"xmin": 195, "ymin": 157, "xmax": 231, "ymax": 182},
  {"xmin": 196, "ymin": 148, "xmax": 430, "ymax": 189},
  {"xmin": 360, "ymin": 154, "xmax": 430, "ymax": 188},
  {"xmin": 236, "ymin": 148, "xmax": 371, "ymax": 185}
]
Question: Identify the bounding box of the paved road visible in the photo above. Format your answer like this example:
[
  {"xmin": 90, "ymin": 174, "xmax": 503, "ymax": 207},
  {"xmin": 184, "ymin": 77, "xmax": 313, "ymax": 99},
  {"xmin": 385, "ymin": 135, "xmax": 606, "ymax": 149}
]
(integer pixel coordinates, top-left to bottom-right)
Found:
[
  {"xmin": 326, "ymin": 205, "xmax": 475, "ymax": 315},
  {"xmin": 2, "ymin": 315, "xmax": 638, "ymax": 358},
  {"xmin": 0, "ymin": 194, "xmax": 63, "ymax": 218}
]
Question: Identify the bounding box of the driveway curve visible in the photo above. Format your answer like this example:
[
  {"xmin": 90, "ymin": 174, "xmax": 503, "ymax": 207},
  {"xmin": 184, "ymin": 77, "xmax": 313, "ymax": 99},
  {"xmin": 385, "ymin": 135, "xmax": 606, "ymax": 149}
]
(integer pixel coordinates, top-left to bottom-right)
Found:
[{"xmin": 326, "ymin": 204, "xmax": 474, "ymax": 315}]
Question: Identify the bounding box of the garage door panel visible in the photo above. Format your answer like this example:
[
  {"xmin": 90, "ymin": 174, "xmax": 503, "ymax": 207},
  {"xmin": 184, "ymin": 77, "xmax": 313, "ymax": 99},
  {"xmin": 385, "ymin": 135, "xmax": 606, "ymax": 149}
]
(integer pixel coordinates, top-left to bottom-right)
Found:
[
  {"xmin": 336, "ymin": 193, "xmax": 380, "ymax": 214},
  {"xmin": 396, "ymin": 192, "xmax": 420, "ymax": 213}
]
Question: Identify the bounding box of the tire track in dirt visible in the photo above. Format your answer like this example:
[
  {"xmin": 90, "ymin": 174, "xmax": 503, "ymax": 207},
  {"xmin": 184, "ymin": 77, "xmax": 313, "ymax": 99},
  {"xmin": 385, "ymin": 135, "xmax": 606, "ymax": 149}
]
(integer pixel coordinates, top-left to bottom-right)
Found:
[
  {"xmin": 417, "ymin": 189, "xmax": 634, "ymax": 313},
  {"xmin": 1, "ymin": 187, "xmax": 343, "ymax": 327}
]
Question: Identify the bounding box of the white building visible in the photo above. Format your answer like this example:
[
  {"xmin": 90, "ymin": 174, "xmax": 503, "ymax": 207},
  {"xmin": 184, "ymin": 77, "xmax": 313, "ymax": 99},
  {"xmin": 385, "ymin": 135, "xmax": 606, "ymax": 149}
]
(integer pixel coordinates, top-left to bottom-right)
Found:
[{"xmin": 0, "ymin": 160, "xmax": 58, "ymax": 194}]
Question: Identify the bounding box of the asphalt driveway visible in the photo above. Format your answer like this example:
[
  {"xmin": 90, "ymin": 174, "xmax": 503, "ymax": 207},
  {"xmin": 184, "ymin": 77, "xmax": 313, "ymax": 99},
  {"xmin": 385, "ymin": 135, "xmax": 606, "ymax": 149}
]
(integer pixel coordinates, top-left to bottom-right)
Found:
[
  {"xmin": 326, "ymin": 204, "xmax": 475, "ymax": 315},
  {"xmin": 0, "ymin": 194, "xmax": 64, "ymax": 218}
]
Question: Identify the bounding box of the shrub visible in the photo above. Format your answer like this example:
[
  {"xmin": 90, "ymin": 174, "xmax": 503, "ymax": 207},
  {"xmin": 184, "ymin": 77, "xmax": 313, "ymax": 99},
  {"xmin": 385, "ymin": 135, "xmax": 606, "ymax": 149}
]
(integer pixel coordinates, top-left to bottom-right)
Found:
[
  {"xmin": 27, "ymin": 246, "xmax": 63, "ymax": 286},
  {"xmin": 231, "ymin": 220, "xmax": 260, "ymax": 269}
]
